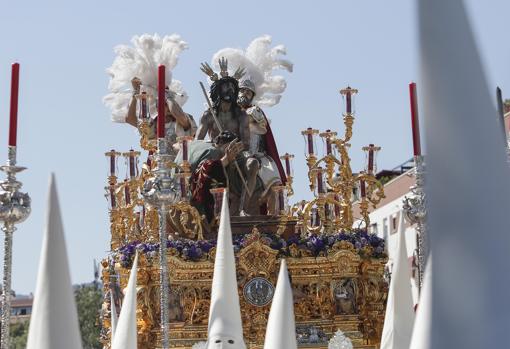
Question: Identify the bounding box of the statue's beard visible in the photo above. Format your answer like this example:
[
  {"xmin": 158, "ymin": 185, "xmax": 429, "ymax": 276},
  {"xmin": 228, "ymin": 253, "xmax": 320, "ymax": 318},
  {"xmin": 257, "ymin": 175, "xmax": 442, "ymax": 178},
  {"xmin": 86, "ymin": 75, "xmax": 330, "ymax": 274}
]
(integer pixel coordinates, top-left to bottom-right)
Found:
[{"xmin": 237, "ymin": 95, "xmax": 252, "ymax": 108}]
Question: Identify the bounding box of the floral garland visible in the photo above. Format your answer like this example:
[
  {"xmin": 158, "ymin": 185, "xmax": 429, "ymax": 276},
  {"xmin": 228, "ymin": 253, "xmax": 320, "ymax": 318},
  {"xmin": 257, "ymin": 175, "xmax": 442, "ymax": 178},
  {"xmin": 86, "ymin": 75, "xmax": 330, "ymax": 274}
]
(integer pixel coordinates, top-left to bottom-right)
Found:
[{"xmin": 114, "ymin": 230, "xmax": 385, "ymax": 268}]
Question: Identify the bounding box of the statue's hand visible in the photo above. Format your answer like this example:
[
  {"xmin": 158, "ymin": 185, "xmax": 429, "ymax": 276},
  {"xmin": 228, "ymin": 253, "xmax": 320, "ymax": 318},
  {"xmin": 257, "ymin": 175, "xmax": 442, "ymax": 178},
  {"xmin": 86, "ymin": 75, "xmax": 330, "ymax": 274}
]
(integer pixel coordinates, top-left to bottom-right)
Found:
[
  {"xmin": 131, "ymin": 77, "xmax": 142, "ymax": 94},
  {"xmin": 222, "ymin": 140, "xmax": 244, "ymax": 166}
]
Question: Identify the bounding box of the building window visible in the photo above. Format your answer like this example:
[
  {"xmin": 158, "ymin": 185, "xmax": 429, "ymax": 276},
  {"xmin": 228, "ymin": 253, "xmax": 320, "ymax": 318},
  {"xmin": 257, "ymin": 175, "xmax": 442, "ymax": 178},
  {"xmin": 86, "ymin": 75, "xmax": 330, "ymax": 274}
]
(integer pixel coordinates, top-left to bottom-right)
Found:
[{"xmin": 370, "ymin": 223, "xmax": 378, "ymax": 235}]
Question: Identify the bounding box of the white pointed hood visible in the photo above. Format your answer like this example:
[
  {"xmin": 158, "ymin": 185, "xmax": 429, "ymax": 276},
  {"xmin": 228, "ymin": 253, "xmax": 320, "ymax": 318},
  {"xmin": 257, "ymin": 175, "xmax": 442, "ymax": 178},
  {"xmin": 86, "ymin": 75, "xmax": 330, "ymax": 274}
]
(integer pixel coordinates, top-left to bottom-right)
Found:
[
  {"xmin": 207, "ymin": 190, "xmax": 246, "ymax": 349},
  {"xmin": 26, "ymin": 174, "xmax": 83, "ymax": 349},
  {"xmin": 110, "ymin": 290, "xmax": 118, "ymax": 343},
  {"xmin": 420, "ymin": 0, "xmax": 510, "ymax": 348},
  {"xmin": 410, "ymin": 257, "xmax": 432, "ymax": 349},
  {"xmin": 263, "ymin": 259, "xmax": 297, "ymax": 349},
  {"xmin": 380, "ymin": 213, "xmax": 415, "ymax": 349},
  {"xmin": 111, "ymin": 252, "xmax": 138, "ymax": 349}
]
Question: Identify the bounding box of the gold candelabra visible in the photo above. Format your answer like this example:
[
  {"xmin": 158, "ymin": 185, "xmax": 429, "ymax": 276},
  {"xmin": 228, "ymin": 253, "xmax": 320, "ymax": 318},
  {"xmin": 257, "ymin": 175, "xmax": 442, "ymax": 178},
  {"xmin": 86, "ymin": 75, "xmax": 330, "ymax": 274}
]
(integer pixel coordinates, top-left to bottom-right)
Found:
[{"xmin": 297, "ymin": 87, "xmax": 385, "ymax": 234}]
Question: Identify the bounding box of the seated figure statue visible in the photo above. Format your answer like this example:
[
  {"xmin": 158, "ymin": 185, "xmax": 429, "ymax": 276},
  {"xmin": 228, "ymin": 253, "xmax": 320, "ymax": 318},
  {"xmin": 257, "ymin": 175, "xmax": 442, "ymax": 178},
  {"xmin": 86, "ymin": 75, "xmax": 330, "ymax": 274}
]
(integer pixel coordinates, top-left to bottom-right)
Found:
[{"xmin": 236, "ymin": 79, "xmax": 287, "ymax": 215}]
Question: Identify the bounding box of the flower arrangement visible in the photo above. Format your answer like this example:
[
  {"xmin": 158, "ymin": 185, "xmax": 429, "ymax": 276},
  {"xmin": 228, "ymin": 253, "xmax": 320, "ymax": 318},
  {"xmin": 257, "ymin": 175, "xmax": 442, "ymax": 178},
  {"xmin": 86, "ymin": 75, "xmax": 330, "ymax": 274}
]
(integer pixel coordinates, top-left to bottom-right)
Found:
[{"xmin": 114, "ymin": 230, "xmax": 385, "ymax": 268}]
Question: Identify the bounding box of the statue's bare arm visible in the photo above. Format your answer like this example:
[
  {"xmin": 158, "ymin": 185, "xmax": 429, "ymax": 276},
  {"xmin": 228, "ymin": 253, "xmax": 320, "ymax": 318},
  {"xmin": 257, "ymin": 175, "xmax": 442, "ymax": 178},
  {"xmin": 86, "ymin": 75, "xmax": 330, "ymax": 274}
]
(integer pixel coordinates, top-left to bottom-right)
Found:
[
  {"xmin": 239, "ymin": 111, "xmax": 251, "ymax": 149},
  {"xmin": 195, "ymin": 111, "xmax": 212, "ymax": 140},
  {"xmin": 125, "ymin": 77, "xmax": 141, "ymax": 127},
  {"xmin": 167, "ymin": 99, "xmax": 191, "ymax": 130}
]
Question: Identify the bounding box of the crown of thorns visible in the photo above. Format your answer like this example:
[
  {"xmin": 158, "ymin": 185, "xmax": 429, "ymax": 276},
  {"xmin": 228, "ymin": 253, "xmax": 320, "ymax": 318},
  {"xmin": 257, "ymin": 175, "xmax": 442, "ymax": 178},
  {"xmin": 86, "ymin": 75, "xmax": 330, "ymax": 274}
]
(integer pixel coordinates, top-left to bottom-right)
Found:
[{"xmin": 200, "ymin": 57, "xmax": 245, "ymax": 82}]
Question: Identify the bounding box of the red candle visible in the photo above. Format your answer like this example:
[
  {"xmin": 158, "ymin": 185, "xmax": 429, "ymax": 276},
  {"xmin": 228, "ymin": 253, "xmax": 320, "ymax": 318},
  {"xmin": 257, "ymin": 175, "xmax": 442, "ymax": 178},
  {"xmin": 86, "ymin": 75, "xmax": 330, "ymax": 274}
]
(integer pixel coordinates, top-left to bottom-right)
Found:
[
  {"xmin": 129, "ymin": 150, "xmax": 135, "ymax": 178},
  {"xmin": 409, "ymin": 82, "xmax": 421, "ymax": 156},
  {"xmin": 360, "ymin": 179, "xmax": 366, "ymax": 198},
  {"xmin": 8, "ymin": 63, "xmax": 20, "ymax": 147},
  {"xmin": 124, "ymin": 181, "xmax": 131, "ymax": 205},
  {"xmin": 368, "ymin": 144, "xmax": 374, "ymax": 174},
  {"xmin": 140, "ymin": 92, "xmax": 147, "ymax": 119},
  {"xmin": 307, "ymin": 128, "xmax": 314, "ymax": 155},
  {"xmin": 346, "ymin": 91, "xmax": 352, "ymax": 114},
  {"xmin": 157, "ymin": 65, "xmax": 166, "ymax": 139},
  {"xmin": 109, "ymin": 150, "xmax": 116, "ymax": 176}
]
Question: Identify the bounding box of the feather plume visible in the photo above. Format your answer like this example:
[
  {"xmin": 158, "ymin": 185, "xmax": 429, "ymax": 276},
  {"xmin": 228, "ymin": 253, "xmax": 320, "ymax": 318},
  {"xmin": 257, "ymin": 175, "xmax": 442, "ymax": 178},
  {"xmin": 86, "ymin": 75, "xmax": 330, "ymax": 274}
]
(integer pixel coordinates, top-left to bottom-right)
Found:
[
  {"xmin": 104, "ymin": 34, "xmax": 188, "ymax": 122},
  {"xmin": 211, "ymin": 35, "xmax": 293, "ymax": 107}
]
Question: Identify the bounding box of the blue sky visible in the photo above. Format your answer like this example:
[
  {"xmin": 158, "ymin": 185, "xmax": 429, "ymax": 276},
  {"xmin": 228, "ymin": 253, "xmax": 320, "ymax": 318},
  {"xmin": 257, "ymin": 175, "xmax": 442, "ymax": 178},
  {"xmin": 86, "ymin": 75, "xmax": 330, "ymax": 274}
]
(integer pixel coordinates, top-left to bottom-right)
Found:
[{"xmin": 0, "ymin": 0, "xmax": 509, "ymax": 293}]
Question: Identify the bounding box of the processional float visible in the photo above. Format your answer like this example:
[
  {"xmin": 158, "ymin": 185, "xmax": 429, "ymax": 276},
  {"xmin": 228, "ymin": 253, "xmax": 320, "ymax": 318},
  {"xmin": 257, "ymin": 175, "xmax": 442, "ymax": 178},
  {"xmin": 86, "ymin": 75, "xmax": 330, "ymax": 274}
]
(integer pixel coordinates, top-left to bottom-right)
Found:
[{"xmin": 100, "ymin": 34, "xmax": 389, "ymax": 349}]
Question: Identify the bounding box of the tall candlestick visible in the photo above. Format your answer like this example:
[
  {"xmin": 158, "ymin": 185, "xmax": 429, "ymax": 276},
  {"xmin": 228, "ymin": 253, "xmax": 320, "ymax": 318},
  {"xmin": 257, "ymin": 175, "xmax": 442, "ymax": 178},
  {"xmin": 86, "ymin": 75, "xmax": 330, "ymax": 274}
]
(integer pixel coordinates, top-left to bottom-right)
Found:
[
  {"xmin": 368, "ymin": 144, "xmax": 374, "ymax": 174},
  {"xmin": 157, "ymin": 65, "xmax": 166, "ymax": 139},
  {"xmin": 409, "ymin": 82, "xmax": 421, "ymax": 156},
  {"xmin": 8, "ymin": 63, "xmax": 20, "ymax": 147}
]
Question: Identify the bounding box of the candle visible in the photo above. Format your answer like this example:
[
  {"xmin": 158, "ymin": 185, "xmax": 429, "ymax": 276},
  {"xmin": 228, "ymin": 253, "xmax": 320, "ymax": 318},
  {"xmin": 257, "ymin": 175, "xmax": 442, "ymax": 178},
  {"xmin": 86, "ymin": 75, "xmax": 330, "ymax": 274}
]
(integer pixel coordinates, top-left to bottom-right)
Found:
[
  {"xmin": 109, "ymin": 150, "xmax": 116, "ymax": 176},
  {"xmin": 129, "ymin": 150, "xmax": 135, "ymax": 178},
  {"xmin": 326, "ymin": 130, "xmax": 332, "ymax": 155},
  {"xmin": 8, "ymin": 63, "xmax": 20, "ymax": 147},
  {"xmin": 157, "ymin": 65, "xmax": 166, "ymax": 138},
  {"xmin": 124, "ymin": 181, "xmax": 131, "ymax": 205},
  {"xmin": 284, "ymin": 156, "xmax": 291, "ymax": 177},
  {"xmin": 368, "ymin": 144, "xmax": 374, "ymax": 174},
  {"xmin": 409, "ymin": 82, "xmax": 421, "ymax": 156},
  {"xmin": 360, "ymin": 179, "xmax": 366, "ymax": 198},
  {"xmin": 307, "ymin": 128, "xmax": 314, "ymax": 155},
  {"xmin": 346, "ymin": 90, "xmax": 352, "ymax": 114},
  {"xmin": 141, "ymin": 92, "xmax": 147, "ymax": 119}
]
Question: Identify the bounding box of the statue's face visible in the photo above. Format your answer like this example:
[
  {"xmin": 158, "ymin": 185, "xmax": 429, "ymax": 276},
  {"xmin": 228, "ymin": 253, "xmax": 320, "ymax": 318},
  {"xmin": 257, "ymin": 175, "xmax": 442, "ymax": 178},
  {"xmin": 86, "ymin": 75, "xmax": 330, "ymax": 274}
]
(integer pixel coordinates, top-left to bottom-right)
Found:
[
  {"xmin": 220, "ymin": 81, "xmax": 237, "ymax": 102},
  {"xmin": 237, "ymin": 88, "xmax": 254, "ymax": 107}
]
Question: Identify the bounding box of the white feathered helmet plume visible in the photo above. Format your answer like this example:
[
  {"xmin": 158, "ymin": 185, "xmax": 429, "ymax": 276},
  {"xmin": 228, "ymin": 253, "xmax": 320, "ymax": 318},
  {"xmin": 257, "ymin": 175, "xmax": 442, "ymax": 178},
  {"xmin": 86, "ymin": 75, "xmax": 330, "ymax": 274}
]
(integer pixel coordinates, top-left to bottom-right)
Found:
[
  {"xmin": 211, "ymin": 35, "xmax": 293, "ymax": 107},
  {"xmin": 103, "ymin": 33, "xmax": 189, "ymax": 122}
]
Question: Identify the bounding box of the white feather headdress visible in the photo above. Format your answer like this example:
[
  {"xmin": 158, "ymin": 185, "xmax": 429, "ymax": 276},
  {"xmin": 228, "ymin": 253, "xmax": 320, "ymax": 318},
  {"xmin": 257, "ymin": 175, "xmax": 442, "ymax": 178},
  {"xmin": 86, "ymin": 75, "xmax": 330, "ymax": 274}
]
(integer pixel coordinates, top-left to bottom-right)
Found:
[
  {"xmin": 103, "ymin": 33, "xmax": 188, "ymax": 122},
  {"xmin": 211, "ymin": 35, "xmax": 293, "ymax": 107}
]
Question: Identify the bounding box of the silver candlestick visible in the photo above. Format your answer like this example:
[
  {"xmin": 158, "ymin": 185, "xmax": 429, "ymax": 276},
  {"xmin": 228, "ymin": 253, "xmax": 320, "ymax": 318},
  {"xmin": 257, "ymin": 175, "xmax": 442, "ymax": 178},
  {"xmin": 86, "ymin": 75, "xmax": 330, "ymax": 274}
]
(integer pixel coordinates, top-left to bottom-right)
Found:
[
  {"xmin": 142, "ymin": 138, "xmax": 178, "ymax": 349},
  {"xmin": 0, "ymin": 146, "xmax": 31, "ymax": 349},
  {"xmin": 402, "ymin": 155, "xmax": 427, "ymax": 293}
]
